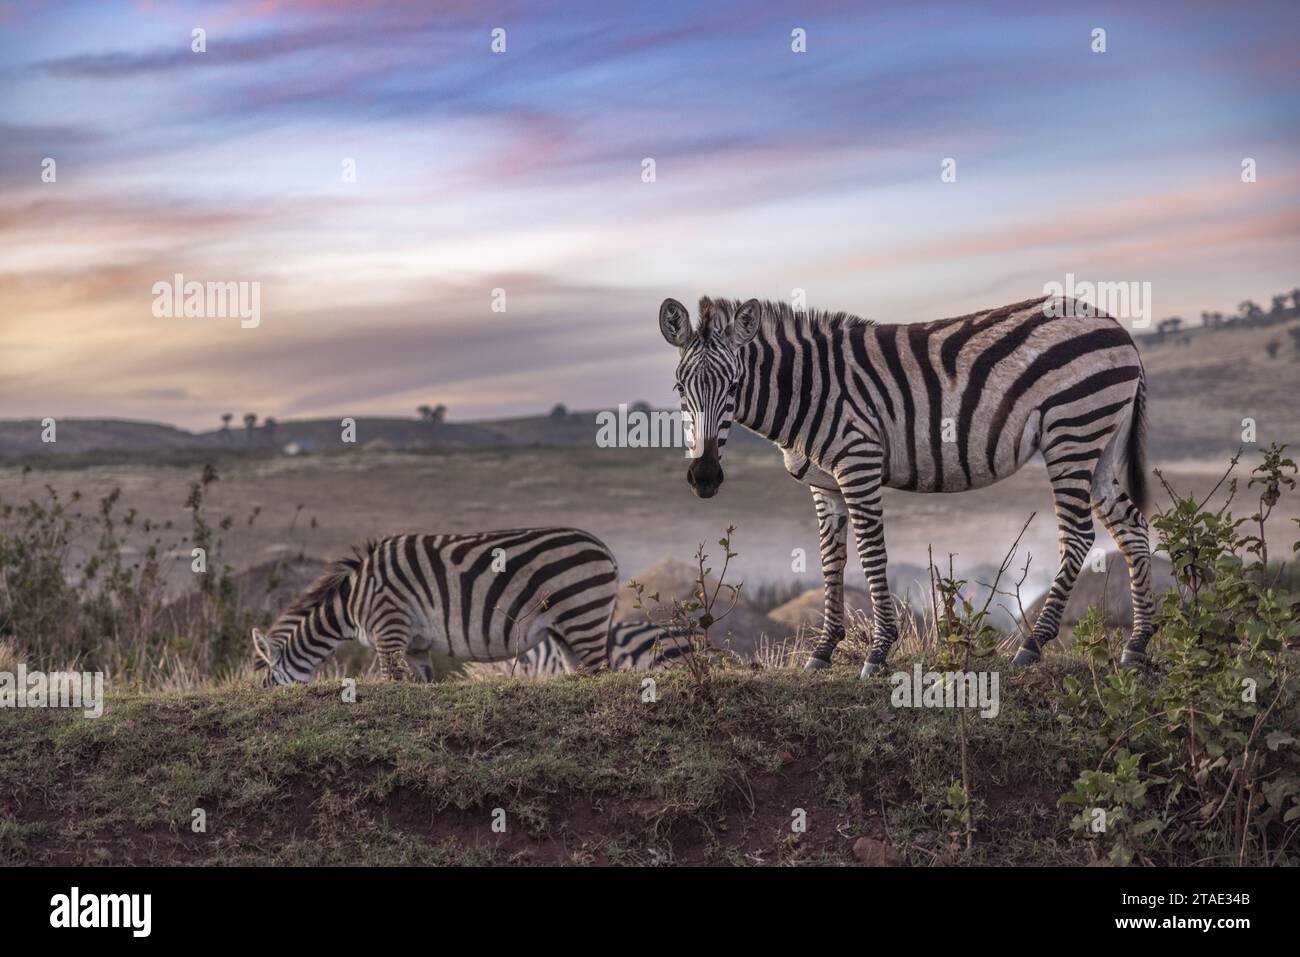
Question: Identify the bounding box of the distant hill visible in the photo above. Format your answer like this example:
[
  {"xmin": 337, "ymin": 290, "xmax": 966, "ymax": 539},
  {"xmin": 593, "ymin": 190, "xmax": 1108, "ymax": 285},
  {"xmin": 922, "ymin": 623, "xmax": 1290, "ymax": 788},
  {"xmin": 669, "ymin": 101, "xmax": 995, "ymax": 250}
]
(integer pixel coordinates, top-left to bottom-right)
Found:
[
  {"xmin": 0, "ymin": 416, "xmax": 519, "ymax": 458},
  {"xmin": 1139, "ymin": 317, "xmax": 1300, "ymax": 458},
  {"xmin": 0, "ymin": 406, "xmax": 769, "ymax": 461},
  {"xmin": 3, "ymin": 311, "xmax": 1294, "ymax": 463},
  {"xmin": 0, "ymin": 418, "xmax": 226, "ymax": 458}
]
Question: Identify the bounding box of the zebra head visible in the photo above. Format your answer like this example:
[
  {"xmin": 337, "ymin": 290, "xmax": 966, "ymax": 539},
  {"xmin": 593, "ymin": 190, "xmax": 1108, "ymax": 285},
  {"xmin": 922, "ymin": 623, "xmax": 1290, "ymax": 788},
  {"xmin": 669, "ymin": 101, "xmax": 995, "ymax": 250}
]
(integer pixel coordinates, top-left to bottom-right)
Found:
[
  {"xmin": 253, "ymin": 554, "xmax": 362, "ymax": 687},
  {"xmin": 251, "ymin": 623, "xmax": 296, "ymax": 687},
  {"xmin": 659, "ymin": 296, "xmax": 762, "ymax": 498}
]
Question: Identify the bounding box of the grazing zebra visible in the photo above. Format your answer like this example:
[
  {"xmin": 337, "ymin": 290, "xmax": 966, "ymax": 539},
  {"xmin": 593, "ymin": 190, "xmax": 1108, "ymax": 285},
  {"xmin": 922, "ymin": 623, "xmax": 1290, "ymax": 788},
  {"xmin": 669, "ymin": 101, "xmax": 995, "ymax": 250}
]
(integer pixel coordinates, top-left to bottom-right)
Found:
[
  {"xmin": 517, "ymin": 621, "xmax": 692, "ymax": 677},
  {"xmin": 252, "ymin": 528, "xmax": 620, "ymax": 685},
  {"xmin": 658, "ymin": 294, "xmax": 1152, "ymax": 676}
]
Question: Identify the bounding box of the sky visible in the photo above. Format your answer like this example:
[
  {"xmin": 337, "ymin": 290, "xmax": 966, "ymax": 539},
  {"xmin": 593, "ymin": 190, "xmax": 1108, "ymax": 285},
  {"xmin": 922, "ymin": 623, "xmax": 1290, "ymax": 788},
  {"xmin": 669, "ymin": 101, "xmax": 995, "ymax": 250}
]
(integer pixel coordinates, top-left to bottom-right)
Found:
[{"xmin": 1, "ymin": 0, "xmax": 1298, "ymax": 430}]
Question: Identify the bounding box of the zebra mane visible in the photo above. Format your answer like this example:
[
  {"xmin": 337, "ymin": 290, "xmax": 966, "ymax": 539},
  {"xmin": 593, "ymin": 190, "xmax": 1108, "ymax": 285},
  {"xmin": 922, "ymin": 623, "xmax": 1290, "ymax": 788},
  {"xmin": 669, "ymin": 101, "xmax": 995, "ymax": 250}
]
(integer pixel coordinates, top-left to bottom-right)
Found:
[
  {"xmin": 697, "ymin": 296, "xmax": 875, "ymax": 337},
  {"xmin": 281, "ymin": 540, "xmax": 377, "ymax": 617},
  {"xmin": 351, "ymin": 539, "xmax": 381, "ymax": 564}
]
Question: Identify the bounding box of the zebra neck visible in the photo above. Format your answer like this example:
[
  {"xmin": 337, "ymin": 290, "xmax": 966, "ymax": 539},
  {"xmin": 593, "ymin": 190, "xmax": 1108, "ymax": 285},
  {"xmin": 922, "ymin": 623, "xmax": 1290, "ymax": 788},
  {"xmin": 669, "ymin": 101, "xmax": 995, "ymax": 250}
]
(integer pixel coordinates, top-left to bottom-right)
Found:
[
  {"xmin": 733, "ymin": 340, "xmax": 777, "ymax": 444},
  {"xmin": 292, "ymin": 579, "xmax": 359, "ymax": 659},
  {"xmin": 733, "ymin": 326, "xmax": 846, "ymax": 449}
]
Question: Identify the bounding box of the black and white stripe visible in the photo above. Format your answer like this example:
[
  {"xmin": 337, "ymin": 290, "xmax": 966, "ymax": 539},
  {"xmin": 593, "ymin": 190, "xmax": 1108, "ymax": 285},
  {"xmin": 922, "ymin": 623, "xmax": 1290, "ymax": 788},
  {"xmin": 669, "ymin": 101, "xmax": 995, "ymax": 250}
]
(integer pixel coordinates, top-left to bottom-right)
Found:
[
  {"xmin": 252, "ymin": 527, "xmax": 620, "ymax": 685},
  {"xmin": 659, "ymin": 294, "xmax": 1153, "ymax": 676},
  {"xmin": 515, "ymin": 621, "xmax": 692, "ymax": 677}
]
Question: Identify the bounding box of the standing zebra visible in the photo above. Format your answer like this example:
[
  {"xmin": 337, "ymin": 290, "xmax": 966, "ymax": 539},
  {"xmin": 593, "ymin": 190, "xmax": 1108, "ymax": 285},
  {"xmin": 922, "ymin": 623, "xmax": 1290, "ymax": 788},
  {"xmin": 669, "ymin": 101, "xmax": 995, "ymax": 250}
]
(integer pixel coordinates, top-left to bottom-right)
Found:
[
  {"xmin": 659, "ymin": 294, "xmax": 1152, "ymax": 676},
  {"xmin": 252, "ymin": 527, "xmax": 620, "ymax": 685},
  {"xmin": 517, "ymin": 621, "xmax": 692, "ymax": 677}
]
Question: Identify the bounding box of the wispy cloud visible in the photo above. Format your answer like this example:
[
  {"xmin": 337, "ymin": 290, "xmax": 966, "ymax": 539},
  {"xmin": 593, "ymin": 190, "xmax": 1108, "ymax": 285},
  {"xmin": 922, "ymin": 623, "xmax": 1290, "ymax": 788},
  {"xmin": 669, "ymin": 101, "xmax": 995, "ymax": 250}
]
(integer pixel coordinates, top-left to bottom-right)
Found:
[{"xmin": 1, "ymin": 0, "xmax": 1297, "ymax": 428}]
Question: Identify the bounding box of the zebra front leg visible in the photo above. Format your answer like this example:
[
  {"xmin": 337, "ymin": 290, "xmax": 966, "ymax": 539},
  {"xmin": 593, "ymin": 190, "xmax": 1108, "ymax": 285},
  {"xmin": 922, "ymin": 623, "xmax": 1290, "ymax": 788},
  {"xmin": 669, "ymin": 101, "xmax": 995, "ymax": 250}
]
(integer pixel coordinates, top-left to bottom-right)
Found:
[
  {"xmin": 837, "ymin": 464, "xmax": 897, "ymax": 678},
  {"xmin": 374, "ymin": 612, "xmax": 417, "ymax": 681},
  {"xmin": 804, "ymin": 486, "xmax": 849, "ymax": 671},
  {"xmin": 377, "ymin": 649, "xmax": 416, "ymax": 681}
]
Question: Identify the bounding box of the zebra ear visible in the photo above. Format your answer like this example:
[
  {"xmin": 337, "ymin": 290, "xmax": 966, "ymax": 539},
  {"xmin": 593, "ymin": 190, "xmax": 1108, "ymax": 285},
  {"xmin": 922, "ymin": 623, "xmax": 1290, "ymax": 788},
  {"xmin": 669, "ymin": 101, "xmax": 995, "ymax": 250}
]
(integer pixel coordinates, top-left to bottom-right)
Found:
[
  {"xmin": 251, "ymin": 628, "xmax": 272, "ymax": 669},
  {"xmin": 731, "ymin": 298, "xmax": 762, "ymax": 347},
  {"xmin": 659, "ymin": 298, "xmax": 693, "ymax": 347}
]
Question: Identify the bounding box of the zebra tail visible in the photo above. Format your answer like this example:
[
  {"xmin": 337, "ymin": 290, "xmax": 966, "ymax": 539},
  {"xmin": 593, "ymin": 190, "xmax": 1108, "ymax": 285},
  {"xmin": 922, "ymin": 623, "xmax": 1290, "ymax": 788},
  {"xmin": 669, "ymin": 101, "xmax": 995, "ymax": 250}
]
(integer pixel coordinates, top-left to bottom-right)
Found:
[{"xmin": 1127, "ymin": 370, "xmax": 1150, "ymax": 517}]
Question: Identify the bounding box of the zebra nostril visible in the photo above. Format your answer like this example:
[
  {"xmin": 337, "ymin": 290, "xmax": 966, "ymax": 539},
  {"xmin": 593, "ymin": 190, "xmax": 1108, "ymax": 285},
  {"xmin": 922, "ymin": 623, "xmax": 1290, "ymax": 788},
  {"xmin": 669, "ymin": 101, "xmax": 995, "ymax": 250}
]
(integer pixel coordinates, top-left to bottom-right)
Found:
[{"xmin": 688, "ymin": 455, "xmax": 722, "ymax": 492}]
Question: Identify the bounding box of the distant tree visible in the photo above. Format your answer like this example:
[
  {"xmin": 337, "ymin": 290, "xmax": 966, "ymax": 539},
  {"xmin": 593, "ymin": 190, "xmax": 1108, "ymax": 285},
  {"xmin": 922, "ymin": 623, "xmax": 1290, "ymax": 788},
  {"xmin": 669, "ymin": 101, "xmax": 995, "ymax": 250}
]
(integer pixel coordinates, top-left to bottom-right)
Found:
[
  {"xmin": 631, "ymin": 400, "xmax": 653, "ymax": 415},
  {"xmin": 1239, "ymin": 300, "xmax": 1263, "ymax": 323},
  {"xmin": 1155, "ymin": 317, "xmax": 1183, "ymax": 340},
  {"xmin": 1291, "ymin": 288, "xmax": 1300, "ymax": 312},
  {"xmin": 1271, "ymin": 294, "xmax": 1288, "ymax": 317},
  {"xmin": 263, "ymin": 417, "xmax": 278, "ymax": 446},
  {"xmin": 243, "ymin": 413, "xmax": 257, "ymax": 444},
  {"xmin": 417, "ymin": 404, "xmax": 447, "ymax": 425},
  {"xmin": 549, "ymin": 403, "xmax": 568, "ymax": 420},
  {"xmin": 1265, "ymin": 339, "xmax": 1280, "ymax": 359},
  {"xmin": 220, "ymin": 412, "xmax": 233, "ymax": 443}
]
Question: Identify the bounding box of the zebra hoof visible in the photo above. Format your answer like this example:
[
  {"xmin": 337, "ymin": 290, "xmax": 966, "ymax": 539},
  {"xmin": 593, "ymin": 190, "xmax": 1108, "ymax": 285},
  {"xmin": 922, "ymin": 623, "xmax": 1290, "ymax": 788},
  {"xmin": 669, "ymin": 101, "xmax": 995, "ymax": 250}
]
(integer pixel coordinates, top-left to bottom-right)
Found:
[
  {"xmin": 1010, "ymin": 647, "xmax": 1041, "ymax": 668},
  {"xmin": 1119, "ymin": 649, "xmax": 1148, "ymax": 668},
  {"xmin": 859, "ymin": 659, "xmax": 887, "ymax": 679},
  {"xmin": 803, "ymin": 656, "xmax": 832, "ymax": 672}
]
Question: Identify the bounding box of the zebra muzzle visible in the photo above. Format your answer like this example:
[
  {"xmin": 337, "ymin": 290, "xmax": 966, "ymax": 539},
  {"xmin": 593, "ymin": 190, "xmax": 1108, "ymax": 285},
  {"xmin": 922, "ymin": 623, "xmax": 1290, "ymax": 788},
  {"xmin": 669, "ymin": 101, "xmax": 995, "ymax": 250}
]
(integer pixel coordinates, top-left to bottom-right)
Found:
[{"xmin": 686, "ymin": 453, "xmax": 724, "ymax": 498}]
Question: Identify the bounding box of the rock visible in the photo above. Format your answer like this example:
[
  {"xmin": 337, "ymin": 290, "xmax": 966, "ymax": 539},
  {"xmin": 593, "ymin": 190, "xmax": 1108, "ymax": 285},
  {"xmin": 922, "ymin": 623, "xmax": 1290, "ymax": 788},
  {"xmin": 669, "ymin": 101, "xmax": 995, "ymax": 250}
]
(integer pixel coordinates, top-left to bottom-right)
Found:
[
  {"xmin": 852, "ymin": 837, "xmax": 903, "ymax": 866},
  {"xmin": 162, "ymin": 554, "xmax": 330, "ymax": 624}
]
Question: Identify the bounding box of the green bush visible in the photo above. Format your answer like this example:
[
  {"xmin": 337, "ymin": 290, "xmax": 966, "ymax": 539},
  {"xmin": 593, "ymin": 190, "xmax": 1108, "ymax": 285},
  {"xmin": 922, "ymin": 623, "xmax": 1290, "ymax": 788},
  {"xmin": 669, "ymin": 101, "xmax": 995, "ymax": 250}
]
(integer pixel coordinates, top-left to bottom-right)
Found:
[{"xmin": 1055, "ymin": 444, "xmax": 1300, "ymax": 865}]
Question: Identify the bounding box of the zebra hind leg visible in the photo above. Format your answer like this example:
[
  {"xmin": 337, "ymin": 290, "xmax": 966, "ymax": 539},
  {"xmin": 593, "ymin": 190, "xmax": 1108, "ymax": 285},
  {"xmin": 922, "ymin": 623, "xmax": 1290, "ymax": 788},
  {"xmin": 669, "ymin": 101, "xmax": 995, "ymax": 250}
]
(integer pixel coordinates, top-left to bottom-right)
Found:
[
  {"xmin": 557, "ymin": 616, "xmax": 615, "ymax": 674},
  {"xmin": 1093, "ymin": 480, "xmax": 1155, "ymax": 667},
  {"xmin": 1012, "ymin": 459, "xmax": 1097, "ymax": 666}
]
